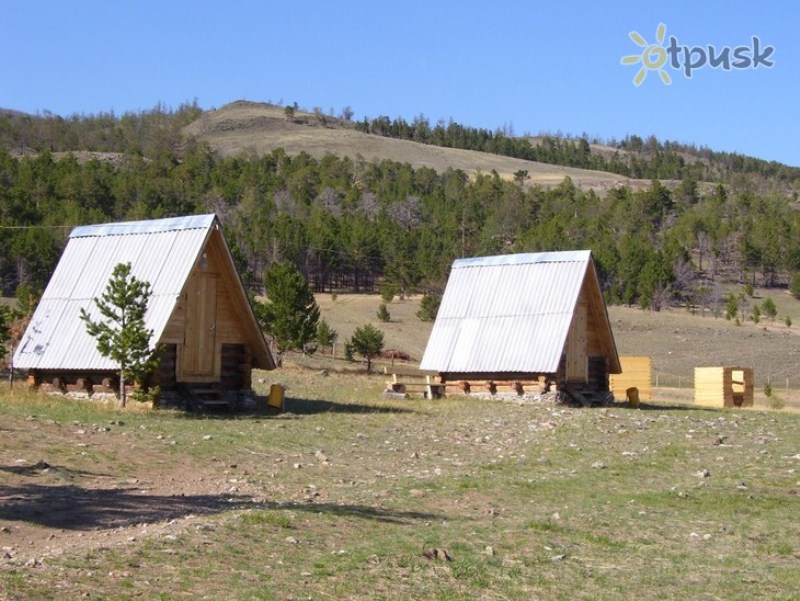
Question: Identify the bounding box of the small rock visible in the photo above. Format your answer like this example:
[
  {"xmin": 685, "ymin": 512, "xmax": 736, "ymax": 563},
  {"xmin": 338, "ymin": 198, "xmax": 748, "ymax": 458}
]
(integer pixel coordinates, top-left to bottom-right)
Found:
[
  {"xmin": 422, "ymin": 548, "xmax": 452, "ymax": 561},
  {"xmin": 591, "ymin": 461, "xmax": 606, "ymax": 469}
]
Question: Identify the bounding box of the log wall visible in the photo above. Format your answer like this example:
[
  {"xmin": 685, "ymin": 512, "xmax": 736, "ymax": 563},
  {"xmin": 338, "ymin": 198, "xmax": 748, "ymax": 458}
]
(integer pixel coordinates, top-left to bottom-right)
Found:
[
  {"xmin": 610, "ymin": 356, "xmax": 653, "ymax": 401},
  {"xmin": 694, "ymin": 366, "xmax": 754, "ymax": 408}
]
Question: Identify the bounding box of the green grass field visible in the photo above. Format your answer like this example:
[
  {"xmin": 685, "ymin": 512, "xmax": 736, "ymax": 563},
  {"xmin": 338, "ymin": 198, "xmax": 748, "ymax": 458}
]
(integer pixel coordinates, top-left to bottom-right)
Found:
[
  {"xmin": 2, "ymin": 293, "xmax": 800, "ymax": 598},
  {"xmin": 2, "ymin": 365, "xmax": 800, "ymax": 599}
]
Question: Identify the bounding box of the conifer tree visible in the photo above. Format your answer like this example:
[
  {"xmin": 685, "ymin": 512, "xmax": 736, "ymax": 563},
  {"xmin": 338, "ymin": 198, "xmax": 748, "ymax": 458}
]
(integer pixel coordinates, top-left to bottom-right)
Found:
[
  {"xmin": 256, "ymin": 261, "xmax": 320, "ymax": 354},
  {"xmin": 80, "ymin": 262, "xmax": 158, "ymax": 406},
  {"xmin": 315, "ymin": 318, "xmax": 338, "ymax": 355},
  {"xmin": 348, "ymin": 323, "xmax": 384, "ymax": 373}
]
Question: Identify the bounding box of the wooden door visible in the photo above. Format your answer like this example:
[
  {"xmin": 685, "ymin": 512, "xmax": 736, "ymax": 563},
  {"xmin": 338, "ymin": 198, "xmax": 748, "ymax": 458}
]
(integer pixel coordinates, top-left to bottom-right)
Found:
[
  {"xmin": 183, "ymin": 273, "xmax": 218, "ymax": 377},
  {"xmin": 566, "ymin": 298, "xmax": 588, "ymax": 383}
]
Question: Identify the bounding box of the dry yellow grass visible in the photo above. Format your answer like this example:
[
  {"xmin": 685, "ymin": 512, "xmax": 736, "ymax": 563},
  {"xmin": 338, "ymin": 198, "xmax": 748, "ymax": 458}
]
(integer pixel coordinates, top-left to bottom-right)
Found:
[{"xmin": 184, "ymin": 101, "xmax": 652, "ymax": 190}]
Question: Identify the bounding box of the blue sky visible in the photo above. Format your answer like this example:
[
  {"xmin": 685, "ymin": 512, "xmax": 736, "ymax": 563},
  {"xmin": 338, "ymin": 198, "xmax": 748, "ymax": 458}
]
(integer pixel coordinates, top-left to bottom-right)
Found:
[{"xmin": 3, "ymin": 1, "xmax": 798, "ymax": 166}]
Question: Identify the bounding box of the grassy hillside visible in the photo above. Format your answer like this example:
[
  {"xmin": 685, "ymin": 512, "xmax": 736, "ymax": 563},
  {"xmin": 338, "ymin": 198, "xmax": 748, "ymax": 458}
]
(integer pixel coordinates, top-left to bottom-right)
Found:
[{"xmin": 183, "ymin": 101, "xmax": 649, "ymax": 190}]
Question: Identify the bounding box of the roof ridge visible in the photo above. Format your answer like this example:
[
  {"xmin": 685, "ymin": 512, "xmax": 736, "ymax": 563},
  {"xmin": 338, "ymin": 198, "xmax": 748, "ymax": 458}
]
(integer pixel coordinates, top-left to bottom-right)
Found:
[{"xmin": 70, "ymin": 214, "xmax": 216, "ymax": 238}]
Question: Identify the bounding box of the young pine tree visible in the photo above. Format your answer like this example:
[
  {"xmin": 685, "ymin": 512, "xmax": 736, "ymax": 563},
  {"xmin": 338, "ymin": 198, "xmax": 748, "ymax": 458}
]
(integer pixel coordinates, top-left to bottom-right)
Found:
[
  {"xmin": 256, "ymin": 261, "xmax": 320, "ymax": 354},
  {"xmin": 316, "ymin": 318, "xmax": 338, "ymax": 356},
  {"xmin": 348, "ymin": 323, "xmax": 384, "ymax": 373},
  {"xmin": 416, "ymin": 293, "xmax": 441, "ymax": 321},
  {"xmin": 79, "ymin": 262, "xmax": 159, "ymax": 407}
]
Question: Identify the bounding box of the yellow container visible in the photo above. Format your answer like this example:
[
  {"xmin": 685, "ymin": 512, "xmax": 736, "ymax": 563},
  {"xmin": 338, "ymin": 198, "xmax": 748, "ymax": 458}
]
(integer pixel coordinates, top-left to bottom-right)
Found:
[
  {"xmin": 268, "ymin": 384, "xmax": 285, "ymax": 411},
  {"xmin": 626, "ymin": 387, "xmax": 640, "ymax": 408}
]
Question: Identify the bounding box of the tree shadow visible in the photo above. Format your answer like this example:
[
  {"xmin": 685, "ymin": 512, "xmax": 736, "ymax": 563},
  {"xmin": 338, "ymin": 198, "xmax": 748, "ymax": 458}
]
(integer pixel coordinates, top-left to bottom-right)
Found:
[
  {"xmin": 620, "ymin": 401, "xmax": 725, "ymax": 412},
  {"xmin": 0, "ymin": 460, "xmax": 112, "ymax": 478},
  {"xmin": 173, "ymin": 395, "xmax": 419, "ymax": 420},
  {"xmin": 258, "ymin": 500, "xmax": 443, "ymax": 525},
  {"xmin": 281, "ymin": 395, "xmax": 418, "ymax": 416},
  {"xmin": 0, "ymin": 483, "xmax": 252, "ymax": 530},
  {"xmin": 0, "ymin": 482, "xmax": 444, "ymax": 530}
]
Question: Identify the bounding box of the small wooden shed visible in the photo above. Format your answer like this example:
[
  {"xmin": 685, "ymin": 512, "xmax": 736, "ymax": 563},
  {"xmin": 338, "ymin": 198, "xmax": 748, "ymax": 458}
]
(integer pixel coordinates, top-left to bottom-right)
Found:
[
  {"xmin": 694, "ymin": 366, "xmax": 754, "ymax": 408},
  {"xmin": 13, "ymin": 214, "xmax": 275, "ymax": 405},
  {"xmin": 419, "ymin": 250, "xmax": 620, "ymax": 405}
]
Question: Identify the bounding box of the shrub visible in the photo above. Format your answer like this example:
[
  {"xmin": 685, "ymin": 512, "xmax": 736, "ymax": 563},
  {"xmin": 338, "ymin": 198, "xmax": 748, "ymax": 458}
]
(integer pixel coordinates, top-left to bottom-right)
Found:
[
  {"xmin": 761, "ymin": 297, "xmax": 777, "ymax": 320},
  {"xmin": 379, "ymin": 282, "xmax": 398, "ymax": 303},
  {"xmin": 417, "ymin": 293, "xmax": 441, "ymax": 321},
  {"xmin": 316, "ymin": 319, "xmax": 338, "ymax": 351},
  {"xmin": 725, "ymin": 293, "xmax": 738, "ymax": 320},
  {"xmin": 790, "ymin": 273, "xmax": 800, "ymax": 298},
  {"xmin": 768, "ymin": 395, "xmax": 785, "ymax": 410},
  {"xmin": 377, "ymin": 303, "xmax": 391, "ymax": 322}
]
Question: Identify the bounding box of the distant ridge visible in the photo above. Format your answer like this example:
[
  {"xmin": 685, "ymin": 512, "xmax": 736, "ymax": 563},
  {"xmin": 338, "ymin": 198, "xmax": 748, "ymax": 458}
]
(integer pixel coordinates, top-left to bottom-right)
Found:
[{"xmin": 183, "ymin": 101, "xmax": 649, "ymax": 191}]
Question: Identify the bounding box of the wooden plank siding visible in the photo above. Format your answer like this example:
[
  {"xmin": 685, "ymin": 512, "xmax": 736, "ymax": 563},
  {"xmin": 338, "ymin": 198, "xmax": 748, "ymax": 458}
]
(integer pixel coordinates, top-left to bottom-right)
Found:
[
  {"xmin": 694, "ymin": 366, "xmax": 754, "ymax": 408},
  {"xmin": 566, "ymin": 293, "xmax": 588, "ymax": 382},
  {"xmin": 610, "ymin": 356, "xmax": 653, "ymax": 401},
  {"xmin": 165, "ymin": 228, "xmax": 254, "ymax": 386}
]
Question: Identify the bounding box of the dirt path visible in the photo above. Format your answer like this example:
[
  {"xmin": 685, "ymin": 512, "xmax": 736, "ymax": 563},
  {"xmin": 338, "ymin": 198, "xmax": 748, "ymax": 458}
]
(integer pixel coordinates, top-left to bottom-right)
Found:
[{"xmin": 0, "ymin": 415, "xmax": 260, "ymax": 567}]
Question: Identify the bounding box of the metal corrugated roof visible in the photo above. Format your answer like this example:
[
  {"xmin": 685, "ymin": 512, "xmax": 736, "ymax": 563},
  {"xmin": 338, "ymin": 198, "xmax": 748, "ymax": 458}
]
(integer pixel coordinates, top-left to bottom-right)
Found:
[
  {"xmin": 419, "ymin": 251, "xmax": 594, "ymax": 374},
  {"xmin": 13, "ymin": 215, "xmax": 216, "ymax": 370}
]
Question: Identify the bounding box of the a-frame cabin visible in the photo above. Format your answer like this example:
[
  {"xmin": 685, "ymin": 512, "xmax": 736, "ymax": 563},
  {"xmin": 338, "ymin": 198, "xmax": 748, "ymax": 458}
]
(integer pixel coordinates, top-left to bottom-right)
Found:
[
  {"xmin": 420, "ymin": 250, "xmax": 620, "ymax": 405},
  {"xmin": 13, "ymin": 214, "xmax": 275, "ymax": 406}
]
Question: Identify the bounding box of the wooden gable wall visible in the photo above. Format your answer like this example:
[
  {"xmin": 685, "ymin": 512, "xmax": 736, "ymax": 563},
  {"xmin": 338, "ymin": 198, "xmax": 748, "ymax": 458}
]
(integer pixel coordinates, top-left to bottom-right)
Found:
[{"xmin": 159, "ymin": 229, "xmax": 248, "ymax": 383}]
